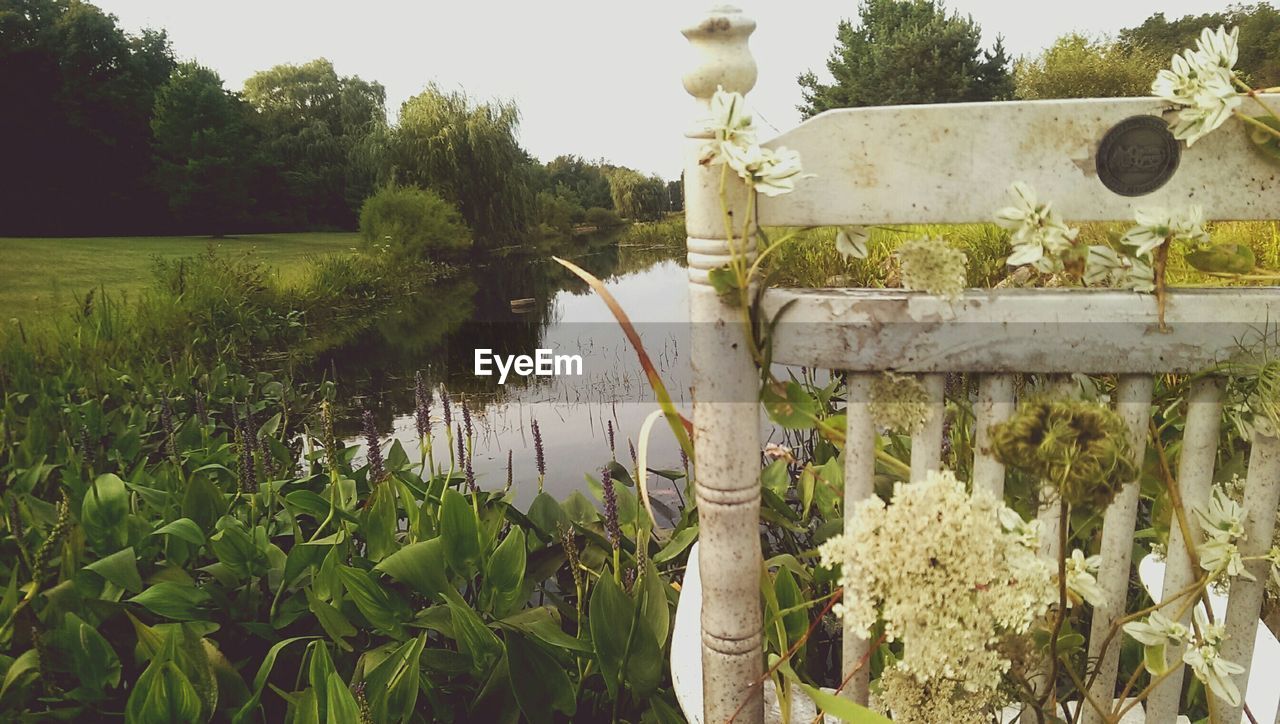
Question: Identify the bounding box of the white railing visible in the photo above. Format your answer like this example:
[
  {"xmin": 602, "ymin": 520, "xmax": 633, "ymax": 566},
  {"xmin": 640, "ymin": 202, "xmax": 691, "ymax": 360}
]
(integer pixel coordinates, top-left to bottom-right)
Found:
[{"xmin": 681, "ymin": 6, "xmax": 1280, "ymax": 723}]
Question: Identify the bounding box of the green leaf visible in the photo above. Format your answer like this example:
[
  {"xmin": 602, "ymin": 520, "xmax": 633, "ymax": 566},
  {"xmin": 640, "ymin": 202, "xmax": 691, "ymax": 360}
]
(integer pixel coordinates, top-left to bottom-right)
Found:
[
  {"xmin": 182, "ymin": 475, "xmax": 226, "ymax": 532},
  {"xmin": 447, "ymin": 596, "xmax": 504, "ymax": 674},
  {"xmin": 324, "ymin": 672, "xmax": 360, "ymax": 724},
  {"xmin": 363, "ymin": 483, "xmax": 398, "ymax": 562},
  {"xmin": 306, "ymin": 589, "xmax": 356, "ymax": 651},
  {"xmin": 440, "ymin": 488, "xmax": 482, "ymax": 577},
  {"xmin": 364, "ymin": 634, "xmax": 426, "ymax": 724},
  {"xmin": 82, "ymin": 473, "xmax": 130, "ymax": 550},
  {"xmin": 590, "ymin": 574, "xmax": 632, "ymax": 699},
  {"xmin": 1246, "ymin": 113, "xmax": 1280, "ymax": 164},
  {"xmin": 85, "ymin": 546, "xmax": 143, "ymax": 592},
  {"xmin": 126, "ymin": 660, "xmax": 202, "ymax": 724},
  {"xmin": 338, "ymin": 566, "xmax": 406, "ymax": 638},
  {"xmin": 1144, "ymin": 642, "xmax": 1171, "ymax": 675},
  {"xmin": 762, "ymin": 381, "xmax": 820, "ymax": 429},
  {"xmin": 639, "ymin": 558, "xmax": 671, "ymax": 647},
  {"xmin": 0, "ymin": 649, "xmax": 38, "ymax": 701},
  {"xmin": 483, "ymin": 527, "xmax": 527, "ymax": 617},
  {"xmin": 499, "ymin": 607, "xmax": 592, "ymax": 653},
  {"xmin": 761, "ymin": 458, "xmax": 790, "ymax": 497},
  {"xmin": 773, "ymin": 566, "xmax": 807, "ymax": 647},
  {"xmin": 153, "ymin": 518, "xmax": 205, "ymax": 546},
  {"xmin": 526, "ymin": 493, "xmax": 569, "ymax": 538},
  {"xmin": 653, "ymin": 525, "xmax": 698, "ymax": 564},
  {"xmin": 128, "ymin": 582, "xmax": 210, "ymax": 621},
  {"xmin": 506, "ymin": 633, "xmax": 576, "ymax": 722},
  {"xmin": 61, "ymin": 612, "xmax": 122, "ymax": 694},
  {"xmin": 707, "ymin": 265, "xmax": 741, "ymax": 303},
  {"xmin": 776, "ymin": 659, "xmax": 892, "ymax": 723},
  {"xmin": 232, "ymin": 636, "xmax": 316, "ymax": 724},
  {"xmin": 375, "ymin": 538, "xmax": 452, "ymax": 600},
  {"xmin": 1185, "ymin": 243, "xmax": 1256, "ymax": 275}
]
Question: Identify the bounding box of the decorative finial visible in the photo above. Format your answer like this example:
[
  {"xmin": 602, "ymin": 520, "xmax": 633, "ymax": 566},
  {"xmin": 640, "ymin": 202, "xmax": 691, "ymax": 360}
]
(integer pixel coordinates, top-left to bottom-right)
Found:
[{"xmin": 682, "ymin": 5, "xmax": 757, "ymax": 103}]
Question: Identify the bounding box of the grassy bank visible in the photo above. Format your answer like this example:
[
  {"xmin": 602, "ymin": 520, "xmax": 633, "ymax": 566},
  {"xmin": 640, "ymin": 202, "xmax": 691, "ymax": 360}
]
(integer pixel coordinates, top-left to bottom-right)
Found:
[{"xmin": 0, "ymin": 232, "xmax": 360, "ymax": 322}]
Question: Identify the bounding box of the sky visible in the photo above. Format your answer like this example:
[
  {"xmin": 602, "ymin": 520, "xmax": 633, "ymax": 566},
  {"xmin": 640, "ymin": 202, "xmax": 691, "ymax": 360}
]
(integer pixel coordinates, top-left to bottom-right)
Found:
[{"xmin": 94, "ymin": 0, "xmax": 1237, "ymax": 179}]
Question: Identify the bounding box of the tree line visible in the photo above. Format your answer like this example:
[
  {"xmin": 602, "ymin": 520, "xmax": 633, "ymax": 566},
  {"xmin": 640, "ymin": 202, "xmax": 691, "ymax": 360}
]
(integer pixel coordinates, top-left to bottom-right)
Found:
[
  {"xmin": 0, "ymin": 0, "xmax": 676, "ymax": 247},
  {"xmin": 799, "ymin": 0, "xmax": 1280, "ymax": 114}
]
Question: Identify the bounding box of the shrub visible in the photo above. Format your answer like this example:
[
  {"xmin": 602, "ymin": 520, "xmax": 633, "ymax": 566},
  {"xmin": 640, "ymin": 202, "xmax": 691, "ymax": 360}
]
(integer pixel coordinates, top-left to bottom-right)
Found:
[
  {"xmin": 1014, "ymin": 34, "xmax": 1163, "ymax": 99},
  {"xmin": 358, "ymin": 185, "xmax": 471, "ymax": 258},
  {"xmin": 584, "ymin": 206, "xmax": 623, "ymax": 228}
]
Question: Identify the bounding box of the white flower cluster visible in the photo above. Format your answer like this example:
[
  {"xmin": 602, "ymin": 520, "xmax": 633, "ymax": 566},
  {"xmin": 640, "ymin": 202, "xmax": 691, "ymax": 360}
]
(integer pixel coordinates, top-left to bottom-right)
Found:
[
  {"xmin": 1125, "ymin": 608, "xmax": 1245, "ymax": 706},
  {"xmin": 1063, "ymin": 548, "xmax": 1105, "ymax": 608},
  {"xmin": 896, "ymin": 236, "xmax": 967, "ymax": 300},
  {"xmin": 868, "ymin": 372, "xmax": 933, "ymax": 436},
  {"xmin": 1121, "ymin": 206, "xmax": 1211, "ymax": 257},
  {"xmin": 876, "ymin": 664, "xmax": 1000, "ymax": 724},
  {"xmin": 700, "ymin": 87, "xmax": 805, "ymax": 197},
  {"xmin": 819, "ymin": 469, "xmax": 1055, "ymax": 697},
  {"xmin": 1152, "ymin": 26, "xmax": 1242, "ymax": 146},
  {"xmin": 993, "ymin": 182, "xmax": 1079, "ymax": 273},
  {"xmin": 1197, "ymin": 486, "xmax": 1252, "ymax": 582}
]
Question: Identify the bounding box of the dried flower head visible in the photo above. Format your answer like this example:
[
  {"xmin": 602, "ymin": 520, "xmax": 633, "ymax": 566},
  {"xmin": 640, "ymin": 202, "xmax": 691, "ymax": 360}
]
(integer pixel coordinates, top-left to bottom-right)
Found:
[
  {"xmin": 236, "ymin": 411, "xmax": 258, "ymax": 493},
  {"xmin": 869, "ymin": 372, "xmax": 933, "ymax": 436},
  {"xmin": 531, "ymin": 419, "xmax": 546, "ymax": 478},
  {"xmin": 877, "ymin": 665, "xmax": 1003, "ymax": 724},
  {"xmin": 440, "ymin": 386, "xmax": 453, "ymax": 430},
  {"xmin": 819, "ymin": 469, "xmax": 1055, "ymax": 695},
  {"xmin": 607, "ymin": 419, "xmax": 616, "ymax": 458},
  {"xmin": 896, "ymin": 236, "xmax": 967, "ymax": 300},
  {"xmin": 989, "ymin": 398, "xmax": 1135, "ymax": 510}
]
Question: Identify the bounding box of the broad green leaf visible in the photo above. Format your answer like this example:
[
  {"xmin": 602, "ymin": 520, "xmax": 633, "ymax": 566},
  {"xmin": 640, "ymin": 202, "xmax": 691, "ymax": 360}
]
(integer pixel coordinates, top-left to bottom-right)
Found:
[
  {"xmin": 589, "ymin": 574, "xmax": 633, "ymax": 699},
  {"xmin": 499, "ymin": 607, "xmax": 592, "ymax": 653},
  {"xmin": 506, "ymin": 633, "xmax": 576, "ymax": 722},
  {"xmin": 706, "ymin": 265, "xmax": 741, "ymax": 302},
  {"xmin": 440, "ymin": 489, "xmax": 482, "ymax": 577},
  {"xmin": 60, "ymin": 612, "xmax": 122, "ymax": 694},
  {"xmin": 639, "ymin": 558, "xmax": 671, "ymax": 647},
  {"xmin": 125, "ymin": 660, "xmax": 202, "ymax": 724},
  {"xmin": 375, "ymin": 538, "xmax": 451, "ymax": 600},
  {"xmin": 338, "ymin": 565, "xmax": 406, "ymax": 638},
  {"xmin": 324, "ymin": 672, "xmax": 360, "ymax": 724},
  {"xmin": 128, "ymin": 582, "xmax": 210, "ymax": 621},
  {"xmin": 85, "ymin": 546, "xmax": 143, "ymax": 592},
  {"xmin": 1144, "ymin": 642, "xmax": 1171, "ymax": 675},
  {"xmin": 483, "ymin": 527, "xmax": 526, "ymax": 616},
  {"xmin": 653, "ymin": 525, "xmax": 698, "ymax": 564},
  {"xmin": 526, "ymin": 493, "xmax": 569, "ymax": 538},
  {"xmin": 1186, "ymin": 243, "xmax": 1256, "ymax": 275},
  {"xmin": 446, "ymin": 596, "xmax": 504, "ymax": 674},
  {"xmin": 776, "ymin": 659, "xmax": 891, "ymax": 723},
  {"xmin": 0, "ymin": 649, "xmax": 38, "ymax": 700},
  {"xmin": 773, "ymin": 566, "xmax": 807, "ymax": 647},
  {"xmin": 762, "ymin": 381, "xmax": 820, "ymax": 429},
  {"xmin": 364, "ymin": 634, "xmax": 426, "ymax": 724},
  {"xmin": 182, "ymin": 475, "xmax": 226, "ymax": 532},
  {"xmin": 561, "ymin": 490, "xmax": 599, "ymax": 526},
  {"xmin": 82, "ymin": 473, "xmax": 129, "ymax": 550},
  {"xmin": 761, "ymin": 458, "xmax": 790, "ymax": 497},
  {"xmin": 363, "ymin": 483, "xmax": 398, "ymax": 562},
  {"xmin": 305, "ymin": 589, "xmax": 355, "ymax": 651},
  {"xmin": 153, "ymin": 518, "xmax": 205, "ymax": 546}
]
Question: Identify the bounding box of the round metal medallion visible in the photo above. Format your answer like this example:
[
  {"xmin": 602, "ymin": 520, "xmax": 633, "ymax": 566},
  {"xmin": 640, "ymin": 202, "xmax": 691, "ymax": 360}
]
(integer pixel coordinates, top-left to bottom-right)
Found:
[{"xmin": 1095, "ymin": 115, "xmax": 1181, "ymax": 197}]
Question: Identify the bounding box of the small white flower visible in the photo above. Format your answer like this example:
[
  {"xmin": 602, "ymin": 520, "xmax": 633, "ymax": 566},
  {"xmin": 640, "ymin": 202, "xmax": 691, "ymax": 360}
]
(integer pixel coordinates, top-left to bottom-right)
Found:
[
  {"xmin": 1121, "ymin": 206, "xmax": 1210, "ymax": 256},
  {"xmin": 1200, "ymin": 537, "xmax": 1254, "ymax": 580},
  {"xmin": 1064, "ymin": 548, "xmax": 1106, "ymax": 608},
  {"xmin": 1123, "ymin": 610, "xmax": 1188, "ymax": 647},
  {"xmin": 998, "ymin": 506, "xmax": 1042, "ymax": 549},
  {"xmin": 835, "ymin": 226, "xmax": 870, "ymax": 261},
  {"xmin": 1084, "ymin": 245, "xmax": 1155, "ymax": 293},
  {"xmin": 1196, "ymin": 486, "xmax": 1246, "ymax": 542},
  {"xmin": 720, "ymin": 143, "xmax": 806, "ymax": 197},
  {"xmin": 1183, "ymin": 642, "xmax": 1245, "ymax": 707},
  {"xmin": 1151, "ymin": 27, "xmax": 1242, "ymax": 146},
  {"xmin": 699, "ymin": 87, "xmax": 756, "ymax": 165},
  {"xmin": 993, "ymin": 182, "xmax": 1078, "ymax": 272},
  {"xmin": 1195, "ymin": 606, "xmax": 1226, "ymax": 648}
]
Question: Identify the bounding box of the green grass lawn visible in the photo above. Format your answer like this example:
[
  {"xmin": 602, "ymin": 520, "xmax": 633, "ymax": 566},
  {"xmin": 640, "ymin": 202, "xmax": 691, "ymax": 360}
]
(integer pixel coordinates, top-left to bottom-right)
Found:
[{"xmin": 0, "ymin": 232, "xmax": 360, "ymax": 323}]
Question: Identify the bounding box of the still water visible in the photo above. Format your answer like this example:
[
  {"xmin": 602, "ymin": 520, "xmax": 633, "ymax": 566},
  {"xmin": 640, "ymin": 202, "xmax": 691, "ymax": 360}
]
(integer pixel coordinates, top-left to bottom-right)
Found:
[{"xmin": 321, "ymin": 235, "xmax": 694, "ymax": 508}]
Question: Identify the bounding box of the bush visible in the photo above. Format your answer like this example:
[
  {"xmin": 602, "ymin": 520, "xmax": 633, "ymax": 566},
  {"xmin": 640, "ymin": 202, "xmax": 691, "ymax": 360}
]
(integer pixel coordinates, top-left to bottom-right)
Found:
[
  {"xmin": 1014, "ymin": 34, "xmax": 1163, "ymax": 99},
  {"xmin": 358, "ymin": 185, "xmax": 471, "ymax": 258},
  {"xmin": 584, "ymin": 206, "xmax": 623, "ymax": 228}
]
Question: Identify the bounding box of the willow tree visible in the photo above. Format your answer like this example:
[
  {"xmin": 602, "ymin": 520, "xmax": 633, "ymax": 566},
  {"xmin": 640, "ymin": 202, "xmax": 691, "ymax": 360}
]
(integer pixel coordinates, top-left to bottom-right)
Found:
[{"xmin": 392, "ymin": 85, "xmax": 534, "ymax": 248}]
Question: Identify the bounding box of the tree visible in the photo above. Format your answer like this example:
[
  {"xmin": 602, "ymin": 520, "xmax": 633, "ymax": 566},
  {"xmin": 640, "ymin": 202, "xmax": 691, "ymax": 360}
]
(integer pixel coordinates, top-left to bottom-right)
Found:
[
  {"xmin": 392, "ymin": 85, "xmax": 534, "ymax": 248},
  {"xmin": 1120, "ymin": 4, "xmax": 1280, "ymax": 88},
  {"xmin": 544, "ymin": 155, "xmax": 613, "ymax": 211},
  {"xmin": 1015, "ymin": 34, "xmax": 1164, "ymax": 100},
  {"xmin": 797, "ymin": 0, "xmax": 1012, "ymax": 118},
  {"xmin": 243, "ymin": 59, "xmax": 387, "ymax": 228},
  {"xmin": 605, "ymin": 168, "xmax": 667, "ymax": 221},
  {"xmin": 150, "ymin": 63, "xmax": 255, "ymax": 235},
  {"xmin": 0, "ymin": 0, "xmax": 176, "ymax": 234}
]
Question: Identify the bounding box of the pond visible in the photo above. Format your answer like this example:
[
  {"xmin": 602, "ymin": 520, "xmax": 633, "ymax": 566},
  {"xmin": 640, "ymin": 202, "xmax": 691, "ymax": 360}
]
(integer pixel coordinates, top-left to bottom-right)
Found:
[{"xmin": 318, "ymin": 233, "xmax": 695, "ymax": 512}]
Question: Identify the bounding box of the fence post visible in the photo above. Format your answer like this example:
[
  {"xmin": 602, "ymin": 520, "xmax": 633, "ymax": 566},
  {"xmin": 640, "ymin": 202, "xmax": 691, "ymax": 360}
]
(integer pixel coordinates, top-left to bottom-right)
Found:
[{"xmin": 682, "ymin": 5, "xmax": 763, "ymax": 722}]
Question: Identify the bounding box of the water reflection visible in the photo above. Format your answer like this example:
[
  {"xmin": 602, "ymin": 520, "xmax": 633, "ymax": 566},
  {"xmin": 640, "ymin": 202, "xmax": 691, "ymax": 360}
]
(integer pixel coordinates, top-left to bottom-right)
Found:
[{"xmin": 318, "ymin": 231, "xmax": 692, "ymax": 506}]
